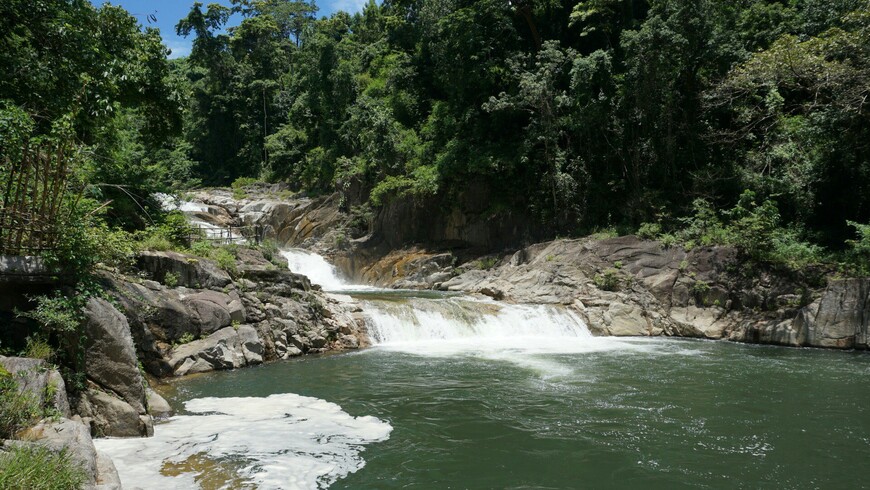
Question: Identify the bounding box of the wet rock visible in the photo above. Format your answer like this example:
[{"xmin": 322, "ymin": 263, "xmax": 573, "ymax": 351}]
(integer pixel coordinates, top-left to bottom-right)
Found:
[{"xmin": 146, "ymin": 388, "xmax": 172, "ymax": 418}]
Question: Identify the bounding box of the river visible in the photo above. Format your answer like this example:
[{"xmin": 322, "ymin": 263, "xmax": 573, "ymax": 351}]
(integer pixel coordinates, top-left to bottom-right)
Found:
[{"xmin": 96, "ymin": 250, "xmax": 870, "ymax": 489}]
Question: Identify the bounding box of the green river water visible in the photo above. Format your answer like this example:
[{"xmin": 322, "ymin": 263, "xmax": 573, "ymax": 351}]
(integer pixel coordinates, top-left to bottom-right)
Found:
[{"xmin": 154, "ymin": 336, "xmax": 870, "ymax": 489}]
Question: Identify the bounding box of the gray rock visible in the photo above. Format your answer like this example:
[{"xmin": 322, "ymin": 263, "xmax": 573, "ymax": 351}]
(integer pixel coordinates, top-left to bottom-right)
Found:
[
  {"xmin": 169, "ymin": 326, "xmax": 264, "ymax": 376},
  {"xmin": 0, "ymin": 356, "xmax": 71, "ymax": 418},
  {"xmin": 146, "ymin": 388, "xmax": 172, "ymax": 418},
  {"xmin": 95, "ymin": 450, "xmax": 123, "ymax": 490},
  {"xmin": 182, "ymin": 290, "xmax": 245, "ymax": 335},
  {"xmin": 809, "ymin": 279, "xmax": 870, "ymax": 348},
  {"xmin": 82, "ymin": 297, "xmax": 147, "ymax": 414},
  {"xmin": 21, "ymin": 418, "xmax": 99, "ymax": 488},
  {"xmin": 76, "ymin": 389, "xmax": 150, "ymax": 437},
  {"xmin": 137, "ymin": 250, "xmax": 232, "ymax": 289}
]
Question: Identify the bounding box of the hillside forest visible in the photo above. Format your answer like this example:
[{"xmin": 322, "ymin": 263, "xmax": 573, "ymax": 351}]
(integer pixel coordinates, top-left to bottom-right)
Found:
[{"xmin": 2, "ymin": 0, "xmax": 870, "ymax": 271}]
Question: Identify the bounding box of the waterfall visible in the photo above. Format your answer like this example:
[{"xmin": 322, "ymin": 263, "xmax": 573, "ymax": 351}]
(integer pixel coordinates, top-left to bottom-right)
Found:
[
  {"xmin": 276, "ymin": 249, "xmax": 595, "ymax": 349},
  {"xmin": 280, "ymin": 249, "xmax": 359, "ymax": 291},
  {"xmin": 360, "ymin": 295, "xmax": 591, "ymax": 344}
]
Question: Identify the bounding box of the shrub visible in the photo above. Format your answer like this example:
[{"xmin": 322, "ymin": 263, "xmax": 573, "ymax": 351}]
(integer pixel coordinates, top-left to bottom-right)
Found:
[
  {"xmin": 189, "ymin": 240, "xmax": 213, "ymax": 258},
  {"xmin": 135, "ymin": 211, "xmax": 195, "ymax": 252},
  {"xmin": 23, "ymin": 337, "xmax": 52, "ymax": 361},
  {"xmin": 163, "ymin": 271, "xmax": 179, "ymax": 288},
  {"xmin": 231, "ymin": 177, "xmax": 258, "ymax": 200},
  {"xmin": 46, "ymin": 198, "xmax": 135, "ymax": 275},
  {"xmin": 477, "ymin": 257, "xmax": 498, "ymax": 270},
  {"xmin": 593, "ymin": 268, "xmax": 622, "ymax": 291},
  {"xmin": 690, "ymin": 280, "xmax": 711, "ymax": 304},
  {"xmin": 176, "ymin": 333, "xmax": 195, "ymax": 345},
  {"xmin": 231, "ymin": 177, "xmax": 258, "ymax": 189},
  {"xmin": 846, "ymin": 221, "xmax": 870, "ymax": 274},
  {"xmin": 257, "ymin": 239, "xmax": 280, "ymax": 263},
  {"xmin": 211, "ymin": 248, "xmax": 237, "ymax": 275},
  {"xmin": 636, "ymin": 222, "xmax": 662, "ymax": 240},
  {"xmin": 0, "ymin": 445, "xmax": 88, "ymax": 490},
  {"xmin": 20, "ymin": 293, "xmax": 80, "ymax": 335},
  {"xmin": 590, "ymin": 226, "xmax": 619, "ymax": 240},
  {"xmin": 0, "ymin": 374, "xmax": 42, "ymax": 439}
]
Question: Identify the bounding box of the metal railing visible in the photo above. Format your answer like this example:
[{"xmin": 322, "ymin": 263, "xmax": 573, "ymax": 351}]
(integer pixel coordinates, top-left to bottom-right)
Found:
[{"xmin": 188, "ymin": 223, "xmax": 265, "ymax": 246}]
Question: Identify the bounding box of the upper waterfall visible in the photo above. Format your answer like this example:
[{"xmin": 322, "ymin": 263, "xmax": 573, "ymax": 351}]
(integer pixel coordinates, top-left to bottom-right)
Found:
[{"xmin": 280, "ymin": 249, "xmax": 358, "ymax": 291}]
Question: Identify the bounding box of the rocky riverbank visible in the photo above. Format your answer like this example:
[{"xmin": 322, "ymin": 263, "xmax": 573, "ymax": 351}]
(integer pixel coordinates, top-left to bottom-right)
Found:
[{"xmin": 190, "ymin": 185, "xmax": 869, "ymax": 351}]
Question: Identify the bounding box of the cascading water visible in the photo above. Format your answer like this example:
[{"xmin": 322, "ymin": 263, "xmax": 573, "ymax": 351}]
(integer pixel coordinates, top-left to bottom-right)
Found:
[
  {"xmin": 155, "ymin": 193, "xmax": 246, "ymax": 243},
  {"xmin": 278, "ymin": 249, "xmax": 599, "ymax": 357},
  {"xmin": 280, "ymin": 249, "xmax": 356, "ymax": 291}
]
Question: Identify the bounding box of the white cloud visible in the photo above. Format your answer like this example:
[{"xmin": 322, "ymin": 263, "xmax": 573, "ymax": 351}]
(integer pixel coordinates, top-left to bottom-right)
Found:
[
  {"xmin": 165, "ymin": 39, "xmax": 192, "ymax": 59},
  {"xmin": 331, "ymin": 0, "xmax": 370, "ymax": 14}
]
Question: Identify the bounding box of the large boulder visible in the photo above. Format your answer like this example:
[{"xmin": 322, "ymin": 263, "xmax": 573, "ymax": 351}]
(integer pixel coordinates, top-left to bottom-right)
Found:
[
  {"xmin": 76, "ymin": 388, "xmax": 153, "ymax": 438},
  {"xmin": 82, "ymin": 298, "xmax": 147, "ymax": 414},
  {"xmin": 182, "ymin": 290, "xmax": 246, "ymax": 335},
  {"xmin": 0, "ymin": 356, "xmax": 70, "ymax": 417},
  {"xmin": 137, "ymin": 251, "xmax": 232, "ymax": 289}
]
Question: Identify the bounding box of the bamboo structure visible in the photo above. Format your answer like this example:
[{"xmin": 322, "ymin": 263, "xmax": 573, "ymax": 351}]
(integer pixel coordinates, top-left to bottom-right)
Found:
[{"xmin": 0, "ymin": 138, "xmax": 73, "ymax": 256}]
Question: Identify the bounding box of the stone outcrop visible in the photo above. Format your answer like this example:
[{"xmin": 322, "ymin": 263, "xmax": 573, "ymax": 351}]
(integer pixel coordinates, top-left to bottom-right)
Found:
[
  {"xmin": 426, "ymin": 235, "xmax": 870, "ymax": 351},
  {"xmin": 106, "ymin": 246, "xmax": 365, "ymax": 379},
  {"xmin": 82, "ymin": 298, "xmax": 147, "ymax": 414},
  {"xmin": 168, "ymin": 325, "xmax": 263, "ymax": 376},
  {"xmin": 75, "ymin": 388, "xmax": 153, "ymax": 438},
  {"xmin": 146, "ymin": 388, "xmax": 172, "ymax": 418},
  {"xmin": 172, "ymin": 188, "xmax": 870, "ymax": 354},
  {"xmin": 137, "ymin": 250, "xmax": 232, "ymax": 289}
]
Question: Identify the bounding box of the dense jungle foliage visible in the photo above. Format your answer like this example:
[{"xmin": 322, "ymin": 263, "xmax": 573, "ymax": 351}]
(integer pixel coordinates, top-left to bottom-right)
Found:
[{"xmin": 2, "ymin": 0, "xmax": 870, "ymax": 270}]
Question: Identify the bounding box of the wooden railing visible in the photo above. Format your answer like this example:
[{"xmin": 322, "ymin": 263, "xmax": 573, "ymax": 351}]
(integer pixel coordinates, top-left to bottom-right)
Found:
[{"xmin": 0, "ymin": 139, "xmax": 74, "ymax": 256}]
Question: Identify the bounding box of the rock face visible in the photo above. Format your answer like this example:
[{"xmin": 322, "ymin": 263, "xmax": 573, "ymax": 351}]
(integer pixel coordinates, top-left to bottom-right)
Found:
[
  {"xmin": 106, "ymin": 246, "xmax": 365, "ymax": 379},
  {"xmin": 428, "ymin": 236, "xmax": 869, "ymax": 350},
  {"xmin": 137, "ymin": 250, "xmax": 232, "ymax": 289},
  {"xmin": 805, "ymin": 279, "xmax": 870, "ymax": 348},
  {"xmin": 82, "ymin": 298, "xmax": 147, "ymax": 414},
  {"xmin": 75, "ymin": 388, "xmax": 153, "ymax": 438},
  {"xmin": 178, "ymin": 189, "xmax": 870, "ymax": 354},
  {"xmin": 76, "ymin": 298, "xmax": 152, "ymax": 437},
  {"xmin": 0, "ymin": 355, "xmax": 71, "ymax": 418},
  {"xmin": 169, "ymin": 325, "xmax": 263, "ymax": 376}
]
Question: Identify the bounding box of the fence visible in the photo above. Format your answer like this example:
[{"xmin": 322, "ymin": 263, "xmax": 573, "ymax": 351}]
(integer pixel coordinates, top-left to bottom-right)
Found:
[
  {"xmin": 0, "ymin": 139, "xmax": 74, "ymax": 256},
  {"xmin": 188, "ymin": 223, "xmax": 265, "ymax": 246}
]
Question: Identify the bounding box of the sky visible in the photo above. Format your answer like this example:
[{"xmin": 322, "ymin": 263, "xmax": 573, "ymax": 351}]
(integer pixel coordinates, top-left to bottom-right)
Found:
[{"xmin": 89, "ymin": 0, "xmax": 369, "ymax": 59}]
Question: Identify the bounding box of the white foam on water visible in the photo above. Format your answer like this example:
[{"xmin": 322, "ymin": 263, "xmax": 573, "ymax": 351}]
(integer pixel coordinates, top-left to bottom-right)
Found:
[
  {"xmin": 280, "ymin": 249, "xmax": 368, "ymax": 291},
  {"xmin": 360, "ymin": 295, "xmax": 675, "ymax": 377},
  {"xmin": 94, "ymin": 393, "xmax": 392, "ymax": 490}
]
